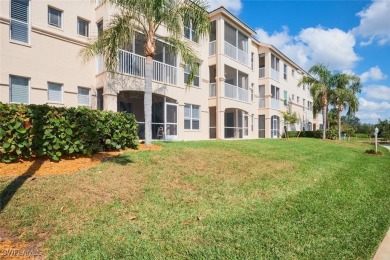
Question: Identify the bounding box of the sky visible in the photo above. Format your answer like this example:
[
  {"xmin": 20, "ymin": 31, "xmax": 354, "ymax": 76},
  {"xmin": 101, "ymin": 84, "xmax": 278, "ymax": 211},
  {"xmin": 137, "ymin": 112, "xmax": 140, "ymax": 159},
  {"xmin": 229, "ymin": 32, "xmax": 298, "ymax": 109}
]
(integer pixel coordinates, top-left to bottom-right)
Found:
[{"xmin": 208, "ymin": 0, "xmax": 390, "ymax": 124}]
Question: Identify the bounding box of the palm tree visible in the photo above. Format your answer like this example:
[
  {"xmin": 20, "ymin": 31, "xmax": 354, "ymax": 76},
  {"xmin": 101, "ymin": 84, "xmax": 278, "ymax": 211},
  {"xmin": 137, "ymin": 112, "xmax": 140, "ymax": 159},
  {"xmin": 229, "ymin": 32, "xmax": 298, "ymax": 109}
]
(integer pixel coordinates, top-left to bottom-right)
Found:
[
  {"xmin": 81, "ymin": 0, "xmax": 210, "ymax": 146},
  {"xmin": 330, "ymin": 73, "xmax": 361, "ymax": 140},
  {"xmin": 299, "ymin": 64, "xmax": 333, "ymax": 140}
]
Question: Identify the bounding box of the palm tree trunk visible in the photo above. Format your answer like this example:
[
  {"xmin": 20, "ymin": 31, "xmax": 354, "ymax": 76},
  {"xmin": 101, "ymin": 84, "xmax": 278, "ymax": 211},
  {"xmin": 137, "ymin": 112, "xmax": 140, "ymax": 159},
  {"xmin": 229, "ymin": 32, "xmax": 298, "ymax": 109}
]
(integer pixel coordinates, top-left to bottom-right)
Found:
[
  {"xmin": 144, "ymin": 56, "xmax": 153, "ymax": 146},
  {"xmin": 338, "ymin": 110, "xmax": 342, "ymax": 140},
  {"xmin": 322, "ymin": 105, "xmax": 327, "ymax": 140}
]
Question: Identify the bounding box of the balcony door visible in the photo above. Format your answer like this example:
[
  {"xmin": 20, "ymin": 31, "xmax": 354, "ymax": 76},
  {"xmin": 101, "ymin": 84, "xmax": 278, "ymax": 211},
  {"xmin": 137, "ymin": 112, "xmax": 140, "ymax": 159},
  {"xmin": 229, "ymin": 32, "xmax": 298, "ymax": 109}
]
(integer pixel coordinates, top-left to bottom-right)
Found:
[{"xmin": 165, "ymin": 102, "xmax": 178, "ymax": 140}]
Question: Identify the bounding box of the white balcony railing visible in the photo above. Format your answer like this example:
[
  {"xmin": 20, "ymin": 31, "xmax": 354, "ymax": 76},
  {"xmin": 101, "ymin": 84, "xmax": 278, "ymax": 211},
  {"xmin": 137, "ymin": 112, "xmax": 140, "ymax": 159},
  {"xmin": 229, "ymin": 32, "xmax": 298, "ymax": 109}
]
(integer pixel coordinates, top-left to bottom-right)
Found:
[
  {"xmin": 153, "ymin": 60, "xmax": 177, "ymax": 85},
  {"xmin": 237, "ymin": 48, "xmax": 248, "ymax": 65},
  {"xmin": 224, "ymin": 41, "xmax": 248, "ymax": 66},
  {"xmin": 209, "ymin": 41, "xmax": 216, "ymax": 56},
  {"xmin": 271, "ymin": 68, "xmax": 280, "ymax": 81},
  {"xmin": 271, "ymin": 98, "xmax": 280, "ymax": 110},
  {"xmin": 224, "ymin": 83, "xmax": 249, "ymax": 102},
  {"xmin": 259, "ymin": 68, "xmax": 265, "ymax": 78},
  {"xmin": 209, "ymin": 83, "xmax": 216, "ymax": 97},
  {"xmin": 118, "ymin": 49, "xmax": 177, "ymax": 85},
  {"xmin": 259, "ymin": 98, "xmax": 265, "ymax": 108},
  {"xmin": 119, "ymin": 50, "xmax": 145, "ymax": 78}
]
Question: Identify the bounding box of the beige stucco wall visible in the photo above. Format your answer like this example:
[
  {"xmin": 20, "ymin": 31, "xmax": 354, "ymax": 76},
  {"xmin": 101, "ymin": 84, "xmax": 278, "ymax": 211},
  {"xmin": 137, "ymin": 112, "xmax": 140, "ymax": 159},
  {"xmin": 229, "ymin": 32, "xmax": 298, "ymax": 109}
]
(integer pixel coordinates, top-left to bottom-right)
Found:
[
  {"xmin": 0, "ymin": 1, "xmax": 321, "ymax": 141},
  {"xmin": 0, "ymin": 0, "xmax": 96, "ymax": 107}
]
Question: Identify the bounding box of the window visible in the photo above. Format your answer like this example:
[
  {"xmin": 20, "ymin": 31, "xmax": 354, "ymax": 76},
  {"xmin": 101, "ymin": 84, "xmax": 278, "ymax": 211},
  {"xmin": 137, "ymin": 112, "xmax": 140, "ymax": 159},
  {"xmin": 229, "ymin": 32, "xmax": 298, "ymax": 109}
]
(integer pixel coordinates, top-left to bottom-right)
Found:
[
  {"xmin": 77, "ymin": 18, "xmax": 89, "ymax": 37},
  {"xmin": 297, "ymin": 96, "xmax": 300, "ymax": 103},
  {"xmin": 283, "ymin": 64, "xmax": 288, "ymax": 80},
  {"xmin": 78, "ymin": 87, "xmax": 90, "ymax": 106},
  {"xmin": 251, "ymin": 114, "xmax": 254, "ymax": 132},
  {"xmin": 292, "ymin": 69, "xmax": 295, "ymax": 77},
  {"xmin": 271, "ymin": 85, "xmax": 279, "ymax": 100},
  {"xmin": 303, "ymin": 98, "xmax": 306, "ymax": 110},
  {"xmin": 48, "ymin": 82, "xmax": 63, "ymax": 103},
  {"xmin": 184, "ymin": 64, "xmax": 200, "ymax": 87},
  {"xmin": 184, "ymin": 104, "xmax": 200, "ymax": 130},
  {"xmin": 10, "ymin": 0, "xmax": 30, "ymax": 43},
  {"xmin": 292, "ymin": 94, "xmax": 295, "ymax": 101},
  {"xmin": 284, "ymin": 90, "xmax": 288, "ymax": 106},
  {"xmin": 259, "ymin": 85, "xmax": 265, "ymax": 108},
  {"xmin": 209, "ymin": 21, "xmax": 216, "ymax": 42},
  {"xmin": 271, "ymin": 54, "xmax": 279, "ymax": 71},
  {"xmin": 251, "ymin": 52, "xmax": 254, "ymax": 70},
  {"xmin": 251, "ymin": 83, "xmax": 254, "ymax": 102},
  {"xmin": 303, "ymin": 84, "xmax": 306, "ymax": 91},
  {"xmin": 184, "ymin": 20, "xmax": 197, "ymax": 42},
  {"xmin": 48, "ymin": 7, "xmax": 62, "ymax": 28},
  {"xmin": 10, "ymin": 75, "xmax": 29, "ymax": 104}
]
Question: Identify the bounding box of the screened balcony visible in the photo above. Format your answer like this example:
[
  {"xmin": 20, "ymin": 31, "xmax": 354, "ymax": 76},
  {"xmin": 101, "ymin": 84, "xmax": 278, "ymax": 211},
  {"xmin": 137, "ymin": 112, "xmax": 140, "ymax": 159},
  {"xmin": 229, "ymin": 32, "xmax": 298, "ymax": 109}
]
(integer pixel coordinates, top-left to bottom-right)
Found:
[
  {"xmin": 271, "ymin": 85, "xmax": 280, "ymax": 110},
  {"xmin": 118, "ymin": 35, "xmax": 177, "ymax": 85},
  {"xmin": 224, "ymin": 108, "xmax": 249, "ymax": 139},
  {"xmin": 224, "ymin": 22, "xmax": 249, "ymax": 65},
  {"xmin": 224, "ymin": 65, "xmax": 249, "ymax": 102}
]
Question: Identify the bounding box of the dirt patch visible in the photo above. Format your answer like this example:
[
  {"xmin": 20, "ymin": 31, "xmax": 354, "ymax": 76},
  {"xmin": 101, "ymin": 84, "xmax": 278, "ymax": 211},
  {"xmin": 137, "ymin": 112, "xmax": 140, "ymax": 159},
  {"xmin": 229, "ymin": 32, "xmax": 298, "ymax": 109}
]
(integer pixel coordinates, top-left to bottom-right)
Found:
[
  {"xmin": 0, "ymin": 228, "xmax": 43, "ymax": 259},
  {"xmin": 0, "ymin": 144, "xmax": 162, "ymax": 177}
]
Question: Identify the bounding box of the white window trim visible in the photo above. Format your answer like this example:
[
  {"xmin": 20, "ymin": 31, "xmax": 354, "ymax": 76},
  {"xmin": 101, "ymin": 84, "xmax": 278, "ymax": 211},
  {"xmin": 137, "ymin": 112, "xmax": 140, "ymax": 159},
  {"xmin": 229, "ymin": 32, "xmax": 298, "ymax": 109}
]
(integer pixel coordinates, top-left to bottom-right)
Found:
[
  {"xmin": 9, "ymin": 0, "xmax": 31, "ymax": 45},
  {"xmin": 184, "ymin": 104, "xmax": 200, "ymax": 131},
  {"xmin": 9, "ymin": 75, "xmax": 30, "ymax": 104},
  {"xmin": 77, "ymin": 17, "xmax": 90, "ymax": 37},
  {"xmin": 48, "ymin": 6, "xmax": 63, "ymax": 28},
  {"xmin": 78, "ymin": 86, "xmax": 91, "ymax": 106},
  {"xmin": 184, "ymin": 64, "xmax": 200, "ymax": 87},
  {"xmin": 184, "ymin": 20, "xmax": 197, "ymax": 42},
  {"xmin": 47, "ymin": 82, "xmax": 63, "ymax": 103}
]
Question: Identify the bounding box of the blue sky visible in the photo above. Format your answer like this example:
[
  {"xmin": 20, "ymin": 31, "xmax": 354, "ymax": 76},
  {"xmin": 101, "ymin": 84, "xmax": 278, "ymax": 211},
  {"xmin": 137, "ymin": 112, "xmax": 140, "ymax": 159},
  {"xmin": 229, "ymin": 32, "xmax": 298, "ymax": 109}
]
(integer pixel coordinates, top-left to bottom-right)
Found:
[{"xmin": 208, "ymin": 0, "xmax": 390, "ymax": 124}]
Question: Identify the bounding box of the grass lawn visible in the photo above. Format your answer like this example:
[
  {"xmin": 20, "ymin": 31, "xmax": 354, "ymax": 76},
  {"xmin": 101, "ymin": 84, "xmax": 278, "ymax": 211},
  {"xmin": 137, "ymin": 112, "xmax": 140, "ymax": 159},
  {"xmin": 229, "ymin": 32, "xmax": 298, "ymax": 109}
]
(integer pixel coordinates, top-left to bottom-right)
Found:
[{"xmin": 0, "ymin": 138, "xmax": 389, "ymax": 259}]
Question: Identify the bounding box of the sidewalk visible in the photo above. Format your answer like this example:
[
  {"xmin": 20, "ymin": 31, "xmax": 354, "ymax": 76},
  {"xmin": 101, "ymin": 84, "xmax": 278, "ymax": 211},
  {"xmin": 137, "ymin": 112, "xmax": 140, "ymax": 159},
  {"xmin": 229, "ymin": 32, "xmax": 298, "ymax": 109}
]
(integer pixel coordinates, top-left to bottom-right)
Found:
[
  {"xmin": 374, "ymin": 229, "xmax": 390, "ymax": 260},
  {"xmin": 373, "ymin": 144, "xmax": 390, "ymax": 259}
]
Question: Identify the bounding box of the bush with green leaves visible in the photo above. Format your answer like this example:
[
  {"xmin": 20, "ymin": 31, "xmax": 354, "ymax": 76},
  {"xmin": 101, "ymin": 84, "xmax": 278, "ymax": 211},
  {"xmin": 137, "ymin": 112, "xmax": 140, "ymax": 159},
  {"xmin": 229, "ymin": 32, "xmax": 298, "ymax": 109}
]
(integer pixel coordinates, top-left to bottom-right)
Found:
[{"xmin": 0, "ymin": 103, "xmax": 138, "ymax": 163}]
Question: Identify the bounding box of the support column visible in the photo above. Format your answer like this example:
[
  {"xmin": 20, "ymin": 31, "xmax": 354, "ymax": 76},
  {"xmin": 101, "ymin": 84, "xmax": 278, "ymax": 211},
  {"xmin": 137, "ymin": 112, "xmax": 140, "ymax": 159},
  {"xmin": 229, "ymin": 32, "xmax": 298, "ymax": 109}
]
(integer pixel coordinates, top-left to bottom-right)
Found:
[{"xmin": 103, "ymin": 82, "xmax": 118, "ymax": 112}]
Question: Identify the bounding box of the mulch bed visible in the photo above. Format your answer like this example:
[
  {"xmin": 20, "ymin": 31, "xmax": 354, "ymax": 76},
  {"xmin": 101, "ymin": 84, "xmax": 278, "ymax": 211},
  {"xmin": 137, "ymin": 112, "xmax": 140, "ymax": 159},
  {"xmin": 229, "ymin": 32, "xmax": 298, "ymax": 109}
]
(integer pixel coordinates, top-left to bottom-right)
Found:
[{"xmin": 0, "ymin": 144, "xmax": 162, "ymax": 177}]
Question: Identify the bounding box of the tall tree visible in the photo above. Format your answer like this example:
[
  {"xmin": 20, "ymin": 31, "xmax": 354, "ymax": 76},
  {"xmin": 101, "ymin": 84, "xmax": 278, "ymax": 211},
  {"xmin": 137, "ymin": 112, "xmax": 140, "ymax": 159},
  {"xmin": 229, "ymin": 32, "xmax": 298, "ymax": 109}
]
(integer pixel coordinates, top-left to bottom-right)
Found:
[
  {"xmin": 330, "ymin": 73, "xmax": 361, "ymax": 140},
  {"xmin": 299, "ymin": 64, "xmax": 333, "ymax": 140},
  {"xmin": 81, "ymin": 0, "xmax": 210, "ymax": 146}
]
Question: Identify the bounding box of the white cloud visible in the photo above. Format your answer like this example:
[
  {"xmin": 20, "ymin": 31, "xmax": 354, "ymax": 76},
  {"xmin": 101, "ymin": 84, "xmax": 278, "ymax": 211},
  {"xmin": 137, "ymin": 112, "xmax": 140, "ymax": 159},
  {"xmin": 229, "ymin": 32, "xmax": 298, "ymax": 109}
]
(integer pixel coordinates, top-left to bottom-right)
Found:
[
  {"xmin": 362, "ymin": 85, "xmax": 390, "ymax": 101},
  {"xmin": 352, "ymin": 0, "xmax": 390, "ymax": 46},
  {"xmin": 359, "ymin": 66, "xmax": 387, "ymax": 83},
  {"xmin": 208, "ymin": 0, "xmax": 242, "ymax": 14},
  {"xmin": 255, "ymin": 26, "xmax": 360, "ymax": 71},
  {"xmin": 356, "ymin": 97, "xmax": 390, "ymax": 123}
]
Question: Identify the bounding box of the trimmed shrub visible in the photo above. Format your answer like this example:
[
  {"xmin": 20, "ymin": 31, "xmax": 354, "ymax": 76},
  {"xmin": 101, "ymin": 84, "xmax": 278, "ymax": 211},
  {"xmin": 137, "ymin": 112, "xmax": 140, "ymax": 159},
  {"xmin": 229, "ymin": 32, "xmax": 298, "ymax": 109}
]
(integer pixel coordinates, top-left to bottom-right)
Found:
[
  {"xmin": 355, "ymin": 133, "xmax": 370, "ymax": 138},
  {"xmin": 0, "ymin": 103, "xmax": 138, "ymax": 163},
  {"xmin": 284, "ymin": 130, "xmax": 337, "ymax": 139}
]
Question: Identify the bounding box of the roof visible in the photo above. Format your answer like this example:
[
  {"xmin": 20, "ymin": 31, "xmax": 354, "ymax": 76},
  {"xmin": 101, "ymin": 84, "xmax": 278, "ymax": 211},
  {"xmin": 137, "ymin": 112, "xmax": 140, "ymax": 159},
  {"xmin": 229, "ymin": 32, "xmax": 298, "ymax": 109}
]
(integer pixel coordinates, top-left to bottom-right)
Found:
[
  {"xmin": 208, "ymin": 6, "xmax": 257, "ymax": 36},
  {"xmin": 208, "ymin": 6, "xmax": 309, "ymax": 75}
]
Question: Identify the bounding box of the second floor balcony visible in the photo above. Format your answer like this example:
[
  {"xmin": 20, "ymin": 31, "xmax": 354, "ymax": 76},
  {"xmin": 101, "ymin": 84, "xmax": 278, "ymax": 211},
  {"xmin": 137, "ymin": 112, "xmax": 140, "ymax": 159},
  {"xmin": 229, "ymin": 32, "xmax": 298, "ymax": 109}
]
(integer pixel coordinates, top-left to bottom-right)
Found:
[
  {"xmin": 224, "ymin": 41, "xmax": 249, "ymax": 65},
  {"xmin": 118, "ymin": 49, "xmax": 177, "ymax": 86},
  {"xmin": 271, "ymin": 98, "xmax": 280, "ymax": 110},
  {"xmin": 224, "ymin": 83, "xmax": 249, "ymax": 103}
]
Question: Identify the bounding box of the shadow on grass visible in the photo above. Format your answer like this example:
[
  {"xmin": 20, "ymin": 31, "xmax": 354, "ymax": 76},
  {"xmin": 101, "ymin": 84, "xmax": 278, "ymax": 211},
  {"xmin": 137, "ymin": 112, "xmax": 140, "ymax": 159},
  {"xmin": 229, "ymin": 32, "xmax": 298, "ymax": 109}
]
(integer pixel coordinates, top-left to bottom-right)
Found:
[
  {"xmin": 0, "ymin": 160, "xmax": 44, "ymax": 213},
  {"xmin": 103, "ymin": 154, "xmax": 134, "ymax": 166}
]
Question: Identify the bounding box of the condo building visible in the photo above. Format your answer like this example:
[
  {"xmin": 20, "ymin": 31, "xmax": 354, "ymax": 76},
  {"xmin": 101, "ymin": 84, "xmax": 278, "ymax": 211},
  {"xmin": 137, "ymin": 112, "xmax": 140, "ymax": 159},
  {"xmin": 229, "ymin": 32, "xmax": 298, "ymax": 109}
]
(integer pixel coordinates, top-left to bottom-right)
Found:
[{"xmin": 0, "ymin": 0, "xmax": 323, "ymax": 140}]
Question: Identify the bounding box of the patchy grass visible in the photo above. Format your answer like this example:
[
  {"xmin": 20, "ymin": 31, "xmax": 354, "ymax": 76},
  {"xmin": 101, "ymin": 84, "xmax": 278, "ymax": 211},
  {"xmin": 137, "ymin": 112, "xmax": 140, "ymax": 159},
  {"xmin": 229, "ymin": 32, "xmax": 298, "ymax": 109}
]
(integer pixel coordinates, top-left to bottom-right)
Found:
[{"xmin": 0, "ymin": 138, "xmax": 389, "ymax": 259}]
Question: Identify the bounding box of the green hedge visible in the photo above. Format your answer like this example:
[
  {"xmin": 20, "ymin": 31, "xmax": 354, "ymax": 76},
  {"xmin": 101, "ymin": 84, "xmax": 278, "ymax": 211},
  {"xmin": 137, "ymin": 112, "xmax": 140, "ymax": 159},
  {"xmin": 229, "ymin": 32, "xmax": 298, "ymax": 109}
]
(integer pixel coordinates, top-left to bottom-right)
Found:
[
  {"xmin": 284, "ymin": 129, "xmax": 337, "ymax": 139},
  {"xmin": 0, "ymin": 103, "xmax": 138, "ymax": 163}
]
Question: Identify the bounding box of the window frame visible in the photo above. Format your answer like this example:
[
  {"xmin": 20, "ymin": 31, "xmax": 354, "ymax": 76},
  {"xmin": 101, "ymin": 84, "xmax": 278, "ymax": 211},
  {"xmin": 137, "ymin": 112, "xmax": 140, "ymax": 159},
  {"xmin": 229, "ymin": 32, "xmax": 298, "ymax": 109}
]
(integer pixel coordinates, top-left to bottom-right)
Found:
[
  {"xmin": 184, "ymin": 63, "xmax": 200, "ymax": 87},
  {"xmin": 184, "ymin": 104, "xmax": 200, "ymax": 130},
  {"xmin": 283, "ymin": 64, "xmax": 288, "ymax": 80},
  {"xmin": 47, "ymin": 82, "xmax": 63, "ymax": 103},
  {"xmin": 77, "ymin": 86, "xmax": 90, "ymax": 106},
  {"xmin": 184, "ymin": 19, "xmax": 197, "ymax": 42},
  {"xmin": 9, "ymin": 75, "xmax": 30, "ymax": 104},
  {"xmin": 48, "ymin": 6, "xmax": 63, "ymax": 28},
  {"xmin": 10, "ymin": 0, "xmax": 31, "ymax": 44},
  {"xmin": 77, "ymin": 17, "xmax": 90, "ymax": 37}
]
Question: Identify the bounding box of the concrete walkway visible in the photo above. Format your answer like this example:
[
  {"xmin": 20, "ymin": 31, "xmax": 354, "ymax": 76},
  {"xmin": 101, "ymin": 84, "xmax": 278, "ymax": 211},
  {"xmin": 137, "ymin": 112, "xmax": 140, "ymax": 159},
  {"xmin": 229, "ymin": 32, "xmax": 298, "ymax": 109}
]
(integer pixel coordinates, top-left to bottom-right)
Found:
[{"xmin": 373, "ymin": 144, "xmax": 390, "ymax": 259}]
